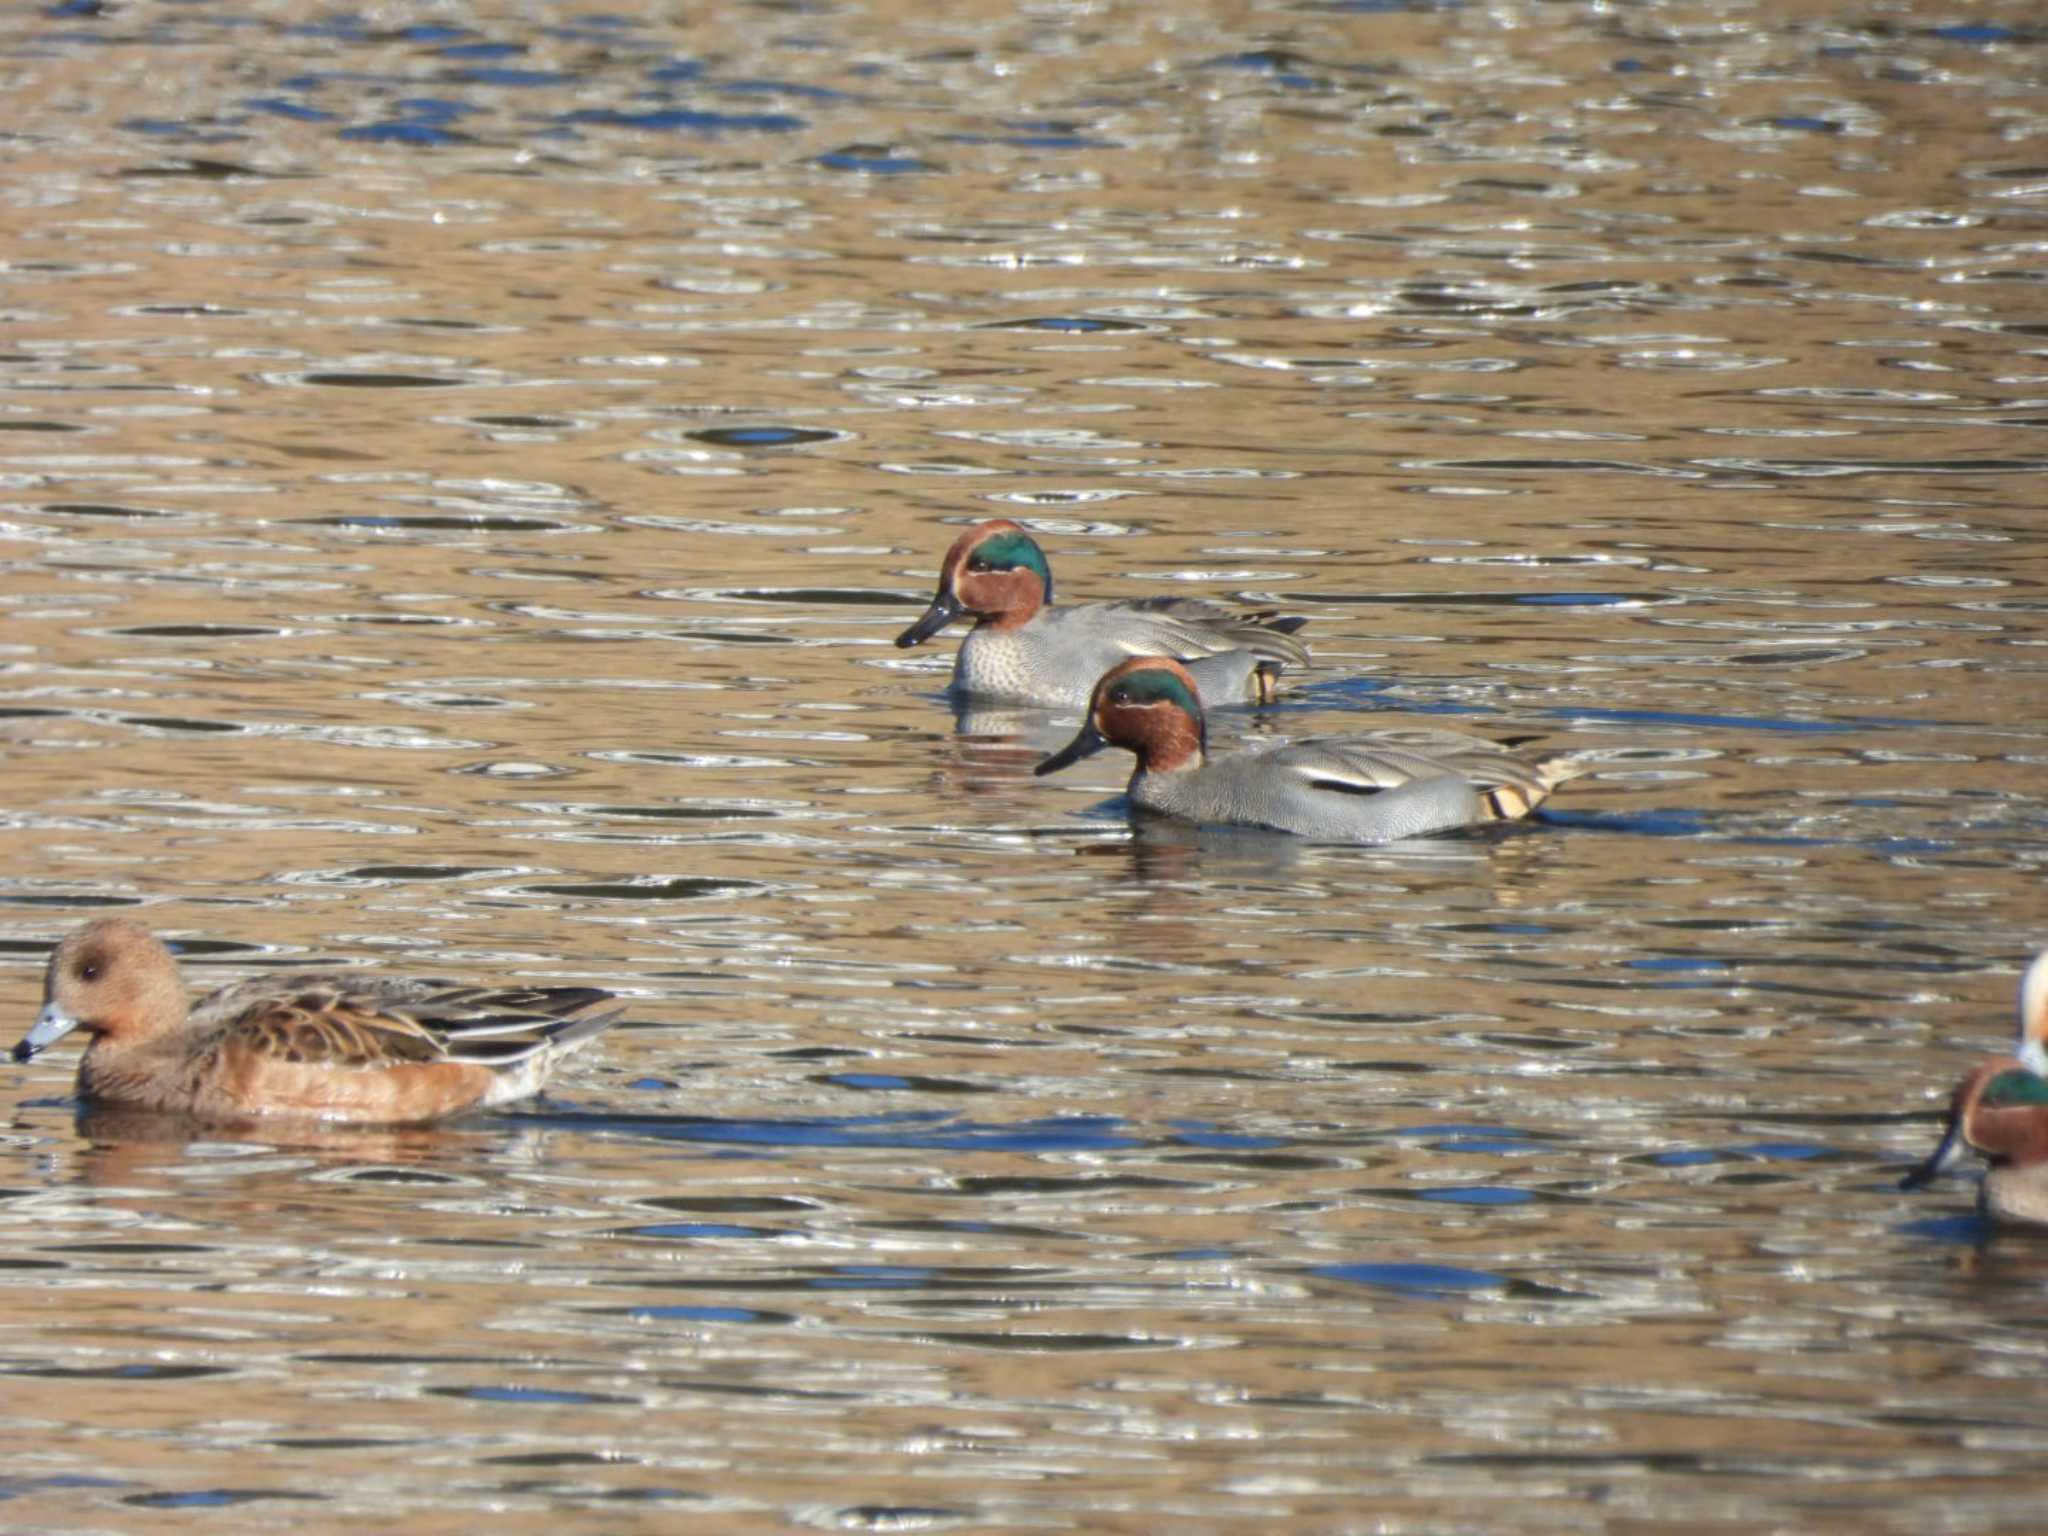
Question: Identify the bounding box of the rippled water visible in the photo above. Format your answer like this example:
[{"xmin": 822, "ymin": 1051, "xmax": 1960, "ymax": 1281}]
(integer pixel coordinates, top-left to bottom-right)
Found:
[{"xmin": 4, "ymin": 0, "xmax": 2047, "ymax": 1528}]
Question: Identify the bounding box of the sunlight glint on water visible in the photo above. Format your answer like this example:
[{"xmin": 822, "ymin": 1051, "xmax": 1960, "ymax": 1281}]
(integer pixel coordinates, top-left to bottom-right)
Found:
[{"xmin": 2, "ymin": 0, "xmax": 2046, "ymax": 1529}]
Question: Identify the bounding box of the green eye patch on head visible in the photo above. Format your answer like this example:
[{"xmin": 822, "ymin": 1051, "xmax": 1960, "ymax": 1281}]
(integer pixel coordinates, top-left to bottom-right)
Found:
[
  {"xmin": 1109, "ymin": 667, "xmax": 1202, "ymax": 717},
  {"xmin": 969, "ymin": 529, "xmax": 1053, "ymax": 600},
  {"xmin": 1984, "ymin": 1068, "xmax": 2048, "ymax": 1110}
]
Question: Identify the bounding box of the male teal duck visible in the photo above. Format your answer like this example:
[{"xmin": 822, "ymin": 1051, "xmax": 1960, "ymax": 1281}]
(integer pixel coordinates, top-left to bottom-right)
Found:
[
  {"xmin": 1034, "ymin": 656, "xmax": 1591, "ymax": 842},
  {"xmin": 1901, "ymin": 950, "xmax": 2048, "ymax": 1229},
  {"xmin": 13, "ymin": 917, "xmax": 622, "ymax": 1124},
  {"xmin": 896, "ymin": 519, "xmax": 1310, "ymax": 708}
]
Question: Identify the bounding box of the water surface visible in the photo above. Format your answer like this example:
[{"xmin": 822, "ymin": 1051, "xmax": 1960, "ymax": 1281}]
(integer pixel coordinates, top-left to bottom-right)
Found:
[{"xmin": 3, "ymin": 0, "xmax": 2047, "ymax": 1529}]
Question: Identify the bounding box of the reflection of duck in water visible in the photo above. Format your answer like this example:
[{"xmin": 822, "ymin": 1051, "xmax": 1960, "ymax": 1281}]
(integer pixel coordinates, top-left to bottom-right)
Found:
[
  {"xmin": 1901, "ymin": 952, "xmax": 2048, "ymax": 1230},
  {"xmin": 14, "ymin": 917, "xmax": 621, "ymax": 1125},
  {"xmin": 1036, "ymin": 657, "xmax": 1592, "ymax": 842},
  {"xmin": 897, "ymin": 519, "xmax": 1309, "ymax": 708}
]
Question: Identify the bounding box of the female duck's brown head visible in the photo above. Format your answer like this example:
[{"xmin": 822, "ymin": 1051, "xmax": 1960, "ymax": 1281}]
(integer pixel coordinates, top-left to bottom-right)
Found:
[{"xmin": 16, "ymin": 917, "xmax": 187, "ymax": 1062}]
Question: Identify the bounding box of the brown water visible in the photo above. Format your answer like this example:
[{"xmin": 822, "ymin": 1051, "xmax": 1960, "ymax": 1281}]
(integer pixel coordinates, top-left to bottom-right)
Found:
[{"xmin": 3, "ymin": 0, "xmax": 2047, "ymax": 1529}]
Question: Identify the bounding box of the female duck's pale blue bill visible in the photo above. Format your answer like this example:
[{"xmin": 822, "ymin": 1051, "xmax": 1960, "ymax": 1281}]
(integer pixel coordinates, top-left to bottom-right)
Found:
[
  {"xmin": 1899, "ymin": 1118, "xmax": 1968, "ymax": 1190},
  {"xmin": 12, "ymin": 1002, "xmax": 79, "ymax": 1063},
  {"xmin": 895, "ymin": 591, "xmax": 964, "ymax": 648},
  {"xmin": 1034, "ymin": 720, "xmax": 1109, "ymax": 778}
]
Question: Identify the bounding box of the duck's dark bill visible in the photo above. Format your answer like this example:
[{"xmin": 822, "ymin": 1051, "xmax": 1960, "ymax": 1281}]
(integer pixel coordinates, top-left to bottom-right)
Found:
[
  {"xmin": 895, "ymin": 593, "xmax": 963, "ymax": 648},
  {"xmin": 1035, "ymin": 721, "xmax": 1108, "ymax": 777},
  {"xmin": 1899, "ymin": 1123, "xmax": 1965, "ymax": 1190}
]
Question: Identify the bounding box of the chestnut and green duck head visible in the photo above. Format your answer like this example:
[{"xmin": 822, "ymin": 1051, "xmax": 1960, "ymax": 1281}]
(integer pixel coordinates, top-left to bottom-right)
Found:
[
  {"xmin": 1903, "ymin": 1058, "xmax": 2048, "ymax": 1199},
  {"xmin": 1900, "ymin": 952, "xmax": 2048, "ymax": 1229},
  {"xmin": 896, "ymin": 519, "xmax": 1055, "ymax": 646},
  {"xmin": 1035, "ymin": 656, "xmax": 1209, "ymax": 779}
]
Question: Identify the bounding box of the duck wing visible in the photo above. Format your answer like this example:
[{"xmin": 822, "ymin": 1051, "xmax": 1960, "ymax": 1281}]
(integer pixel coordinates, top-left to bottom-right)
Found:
[
  {"xmin": 198, "ymin": 975, "xmax": 621, "ymax": 1069},
  {"xmin": 1290, "ymin": 732, "xmax": 1593, "ymax": 821},
  {"xmin": 1079, "ymin": 596, "xmax": 1312, "ymax": 666}
]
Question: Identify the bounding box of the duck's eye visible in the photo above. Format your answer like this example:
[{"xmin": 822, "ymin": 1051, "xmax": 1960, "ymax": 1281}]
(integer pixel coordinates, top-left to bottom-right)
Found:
[
  {"xmin": 965, "ymin": 554, "xmax": 992, "ymax": 572},
  {"xmin": 78, "ymin": 962, "xmax": 100, "ymax": 982}
]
